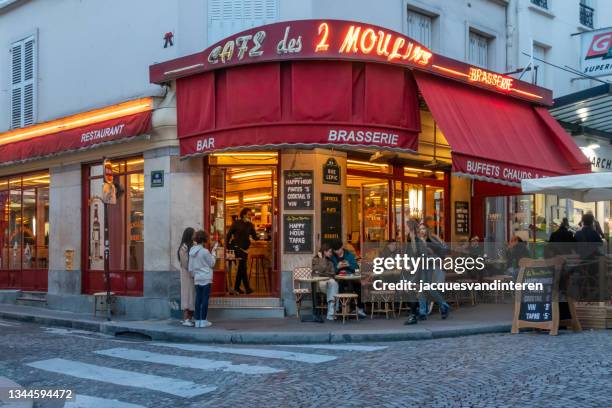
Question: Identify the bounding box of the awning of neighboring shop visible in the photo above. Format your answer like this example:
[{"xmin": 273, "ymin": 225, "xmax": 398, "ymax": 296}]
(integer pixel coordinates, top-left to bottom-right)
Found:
[
  {"xmin": 414, "ymin": 72, "xmax": 591, "ymax": 186},
  {"xmin": 0, "ymin": 98, "xmax": 153, "ymax": 166},
  {"xmin": 549, "ymin": 83, "xmax": 612, "ymax": 139},
  {"xmin": 176, "ymin": 62, "xmax": 421, "ymax": 156}
]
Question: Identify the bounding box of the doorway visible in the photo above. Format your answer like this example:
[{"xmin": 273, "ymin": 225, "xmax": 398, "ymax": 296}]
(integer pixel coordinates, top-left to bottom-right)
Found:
[{"xmin": 206, "ymin": 153, "xmax": 279, "ymax": 297}]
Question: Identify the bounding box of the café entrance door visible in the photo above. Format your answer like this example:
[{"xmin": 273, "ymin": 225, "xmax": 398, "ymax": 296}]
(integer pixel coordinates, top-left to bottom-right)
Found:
[{"xmin": 207, "ymin": 157, "xmax": 279, "ymax": 297}]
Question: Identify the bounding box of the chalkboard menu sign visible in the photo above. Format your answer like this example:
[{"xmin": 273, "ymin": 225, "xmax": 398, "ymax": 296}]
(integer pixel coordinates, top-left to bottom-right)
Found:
[
  {"xmin": 518, "ymin": 268, "xmax": 554, "ymax": 323},
  {"xmin": 321, "ymin": 193, "xmax": 342, "ymax": 243},
  {"xmin": 284, "ymin": 170, "xmax": 313, "ymax": 210},
  {"xmin": 283, "ymin": 214, "xmax": 313, "ymax": 253},
  {"xmin": 322, "ymin": 158, "xmax": 341, "ymax": 184},
  {"xmin": 512, "ymin": 258, "xmax": 581, "ymax": 336},
  {"xmin": 455, "ymin": 201, "xmax": 469, "ymax": 234}
]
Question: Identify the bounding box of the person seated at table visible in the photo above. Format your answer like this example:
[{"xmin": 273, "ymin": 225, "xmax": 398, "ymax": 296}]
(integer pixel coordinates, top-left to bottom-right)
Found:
[
  {"xmin": 330, "ymin": 239, "xmax": 366, "ymax": 318},
  {"xmin": 312, "ymin": 242, "xmax": 339, "ymax": 321},
  {"xmin": 505, "ymin": 235, "xmax": 530, "ymax": 279}
]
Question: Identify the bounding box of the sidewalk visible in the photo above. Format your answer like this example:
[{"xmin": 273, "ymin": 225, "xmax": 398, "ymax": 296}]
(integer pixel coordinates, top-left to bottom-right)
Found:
[{"xmin": 0, "ymin": 303, "xmax": 514, "ymax": 344}]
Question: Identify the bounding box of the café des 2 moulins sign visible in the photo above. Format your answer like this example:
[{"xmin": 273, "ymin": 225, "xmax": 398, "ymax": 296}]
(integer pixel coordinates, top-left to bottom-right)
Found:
[
  {"xmin": 151, "ymin": 20, "xmax": 548, "ymax": 104},
  {"xmin": 323, "ymin": 158, "xmax": 341, "ymax": 185}
]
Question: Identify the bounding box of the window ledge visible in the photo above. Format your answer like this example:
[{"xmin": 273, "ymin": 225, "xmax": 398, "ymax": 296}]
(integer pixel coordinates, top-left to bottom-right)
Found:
[
  {"xmin": 528, "ymin": 4, "xmax": 555, "ymax": 19},
  {"xmin": 576, "ymin": 24, "xmax": 593, "ymax": 32}
]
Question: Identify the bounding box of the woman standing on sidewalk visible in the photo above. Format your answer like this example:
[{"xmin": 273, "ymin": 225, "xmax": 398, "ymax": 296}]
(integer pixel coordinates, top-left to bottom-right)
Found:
[
  {"xmin": 189, "ymin": 230, "xmax": 218, "ymax": 328},
  {"xmin": 178, "ymin": 227, "xmax": 195, "ymax": 327},
  {"xmin": 418, "ymin": 222, "xmax": 450, "ymax": 320}
]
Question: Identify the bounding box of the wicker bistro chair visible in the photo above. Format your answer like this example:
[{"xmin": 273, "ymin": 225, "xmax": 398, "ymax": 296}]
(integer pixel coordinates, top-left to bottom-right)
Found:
[
  {"xmin": 369, "ymin": 290, "xmax": 396, "ymax": 319},
  {"xmin": 292, "ymin": 267, "xmax": 313, "ymax": 320},
  {"xmin": 333, "ymin": 293, "xmax": 359, "ymax": 323}
]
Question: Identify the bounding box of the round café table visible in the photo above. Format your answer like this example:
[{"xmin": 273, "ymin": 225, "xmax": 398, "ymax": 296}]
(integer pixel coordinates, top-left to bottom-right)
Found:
[{"xmin": 297, "ymin": 276, "xmax": 329, "ymax": 323}]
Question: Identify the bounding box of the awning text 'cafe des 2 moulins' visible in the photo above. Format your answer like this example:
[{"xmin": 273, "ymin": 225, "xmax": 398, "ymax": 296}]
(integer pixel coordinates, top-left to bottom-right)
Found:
[{"xmin": 0, "ymin": 20, "xmax": 590, "ymax": 319}]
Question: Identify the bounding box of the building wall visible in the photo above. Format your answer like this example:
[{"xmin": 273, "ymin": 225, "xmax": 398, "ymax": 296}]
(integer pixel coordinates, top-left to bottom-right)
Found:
[{"xmin": 510, "ymin": 0, "xmax": 612, "ymax": 97}]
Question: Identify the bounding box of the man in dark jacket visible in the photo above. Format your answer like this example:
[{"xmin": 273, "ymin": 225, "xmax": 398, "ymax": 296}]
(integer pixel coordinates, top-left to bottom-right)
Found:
[
  {"xmin": 549, "ymin": 218, "xmax": 575, "ymax": 243},
  {"xmin": 575, "ymin": 213, "xmax": 603, "ymax": 244},
  {"xmin": 227, "ymin": 207, "xmax": 258, "ymax": 294}
]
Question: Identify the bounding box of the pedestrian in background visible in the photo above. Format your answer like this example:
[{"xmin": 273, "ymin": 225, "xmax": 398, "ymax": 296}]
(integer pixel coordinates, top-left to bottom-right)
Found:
[
  {"xmin": 189, "ymin": 230, "xmax": 218, "ymax": 328},
  {"xmin": 177, "ymin": 227, "xmax": 195, "ymax": 327}
]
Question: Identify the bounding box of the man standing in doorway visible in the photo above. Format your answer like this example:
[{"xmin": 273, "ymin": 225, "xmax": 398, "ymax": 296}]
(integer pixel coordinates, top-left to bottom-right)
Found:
[{"xmin": 227, "ymin": 207, "xmax": 258, "ymax": 294}]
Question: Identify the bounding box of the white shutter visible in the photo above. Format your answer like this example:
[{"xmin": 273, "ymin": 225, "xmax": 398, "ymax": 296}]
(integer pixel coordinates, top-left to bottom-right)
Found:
[
  {"xmin": 407, "ymin": 10, "xmax": 432, "ymax": 48},
  {"xmin": 10, "ymin": 35, "xmax": 36, "ymax": 129},
  {"xmin": 468, "ymin": 31, "xmax": 489, "ymax": 68},
  {"xmin": 207, "ymin": 0, "xmax": 278, "ymax": 45}
]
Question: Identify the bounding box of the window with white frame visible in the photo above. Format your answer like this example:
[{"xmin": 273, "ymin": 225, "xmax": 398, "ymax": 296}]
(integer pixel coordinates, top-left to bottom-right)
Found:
[
  {"xmin": 533, "ymin": 44, "xmax": 547, "ymax": 87},
  {"xmin": 407, "ymin": 9, "xmax": 432, "ymax": 48},
  {"xmin": 10, "ymin": 35, "xmax": 36, "ymax": 129},
  {"xmin": 468, "ymin": 31, "xmax": 490, "ymax": 68},
  {"xmin": 208, "ymin": 0, "xmax": 278, "ymax": 46}
]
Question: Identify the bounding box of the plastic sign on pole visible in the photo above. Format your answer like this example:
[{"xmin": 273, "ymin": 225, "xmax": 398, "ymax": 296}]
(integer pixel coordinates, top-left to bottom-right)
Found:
[{"xmin": 102, "ymin": 158, "xmax": 117, "ymax": 205}]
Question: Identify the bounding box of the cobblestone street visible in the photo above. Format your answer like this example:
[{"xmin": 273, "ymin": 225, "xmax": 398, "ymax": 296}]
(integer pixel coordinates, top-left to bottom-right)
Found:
[{"xmin": 1, "ymin": 318, "xmax": 610, "ymax": 407}]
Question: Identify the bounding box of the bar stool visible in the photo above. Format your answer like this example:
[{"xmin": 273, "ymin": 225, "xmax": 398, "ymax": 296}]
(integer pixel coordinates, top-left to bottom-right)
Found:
[
  {"xmin": 249, "ymin": 254, "xmax": 268, "ymax": 292},
  {"xmin": 333, "ymin": 293, "xmax": 359, "ymax": 324}
]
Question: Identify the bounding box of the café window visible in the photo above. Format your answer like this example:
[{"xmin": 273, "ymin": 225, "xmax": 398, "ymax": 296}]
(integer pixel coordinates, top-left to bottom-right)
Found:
[
  {"xmin": 0, "ymin": 172, "xmax": 49, "ymax": 290},
  {"xmin": 84, "ymin": 157, "xmax": 144, "ymax": 295}
]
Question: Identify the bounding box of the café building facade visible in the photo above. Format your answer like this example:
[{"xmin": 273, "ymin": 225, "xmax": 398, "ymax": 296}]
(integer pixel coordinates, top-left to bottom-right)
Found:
[{"xmin": 0, "ymin": 20, "xmax": 590, "ymax": 318}]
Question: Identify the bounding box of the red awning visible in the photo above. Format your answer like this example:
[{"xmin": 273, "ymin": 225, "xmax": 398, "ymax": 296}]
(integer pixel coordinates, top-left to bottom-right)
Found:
[
  {"xmin": 0, "ymin": 107, "xmax": 152, "ymax": 165},
  {"xmin": 414, "ymin": 72, "xmax": 591, "ymax": 185},
  {"xmin": 176, "ymin": 61, "xmax": 421, "ymax": 155}
]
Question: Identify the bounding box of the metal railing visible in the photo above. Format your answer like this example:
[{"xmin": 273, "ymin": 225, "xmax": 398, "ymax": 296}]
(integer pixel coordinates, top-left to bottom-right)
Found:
[
  {"xmin": 530, "ymin": 0, "xmax": 548, "ymax": 9},
  {"xmin": 580, "ymin": 3, "xmax": 594, "ymax": 28}
]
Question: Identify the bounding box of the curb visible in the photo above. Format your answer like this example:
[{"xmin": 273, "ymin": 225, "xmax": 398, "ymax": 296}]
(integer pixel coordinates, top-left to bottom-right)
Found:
[{"xmin": 0, "ymin": 309, "xmax": 512, "ymax": 345}]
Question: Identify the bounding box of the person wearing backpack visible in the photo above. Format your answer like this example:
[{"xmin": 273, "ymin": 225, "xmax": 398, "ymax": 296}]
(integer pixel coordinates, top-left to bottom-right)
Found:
[{"xmin": 188, "ymin": 230, "xmax": 218, "ymax": 328}]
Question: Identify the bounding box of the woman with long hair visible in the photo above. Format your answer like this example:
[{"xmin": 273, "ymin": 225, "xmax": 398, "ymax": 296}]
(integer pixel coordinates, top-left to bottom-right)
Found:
[
  {"xmin": 417, "ymin": 222, "xmax": 451, "ymax": 319},
  {"xmin": 178, "ymin": 227, "xmax": 195, "ymax": 326},
  {"xmin": 404, "ymin": 219, "xmax": 424, "ymax": 325}
]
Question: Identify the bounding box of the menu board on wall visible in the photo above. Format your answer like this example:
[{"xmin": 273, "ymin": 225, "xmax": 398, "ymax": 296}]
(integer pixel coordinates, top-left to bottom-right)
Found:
[
  {"xmin": 283, "ymin": 170, "xmax": 313, "ymax": 210},
  {"xmin": 455, "ymin": 201, "xmax": 469, "ymax": 234},
  {"xmin": 283, "ymin": 214, "xmax": 313, "ymax": 253},
  {"xmin": 321, "ymin": 193, "xmax": 342, "ymax": 244}
]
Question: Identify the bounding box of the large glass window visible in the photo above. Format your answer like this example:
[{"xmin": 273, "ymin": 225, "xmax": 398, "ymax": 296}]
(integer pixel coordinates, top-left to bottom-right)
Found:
[
  {"xmin": 84, "ymin": 157, "xmax": 144, "ymax": 295},
  {"xmin": 347, "ymin": 160, "xmax": 448, "ymax": 256},
  {"xmin": 0, "ymin": 172, "xmax": 49, "ymax": 290}
]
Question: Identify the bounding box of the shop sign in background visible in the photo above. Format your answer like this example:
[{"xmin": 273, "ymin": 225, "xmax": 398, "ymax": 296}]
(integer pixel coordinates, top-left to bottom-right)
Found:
[
  {"xmin": 284, "ymin": 170, "xmax": 314, "ymax": 209},
  {"xmin": 322, "ymin": 157, "xmax": 341, "ymax": 184},
  {"xmin": 321, "ymin": 193, "xmax": 342, "ymax": 244},
  {"xmin": 581, "ymin": 28, "xmax": 612, "ymax": 77},
  {"xmin": 283, "ymin": 214, "xmax": 313, "ymax": 253}
]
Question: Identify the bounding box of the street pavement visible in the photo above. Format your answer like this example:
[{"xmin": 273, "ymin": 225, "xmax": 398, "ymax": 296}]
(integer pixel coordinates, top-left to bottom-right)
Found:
[{"xmin": 0, "ymin": 318, "xmax": 610, "ymax": 408}]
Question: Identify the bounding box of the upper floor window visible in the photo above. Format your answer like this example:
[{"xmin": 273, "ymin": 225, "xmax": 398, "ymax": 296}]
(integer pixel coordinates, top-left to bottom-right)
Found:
[
  {"xmin": 10, "ymin": 35, "xmax": 37, "ymax": 129},
  {"xmin": 407, "ymin": 9, "xmax": 432, "ymax": 48},
  {"xmin": 580, "ymin": 0, "xmax": 594, "ymax": 28},
  {"xmin": 468, "ymin": 31, "xmax": 490, "ymax": 68},
  {"xmin": 208, "ymin": 0, "xmax": 278, "ymax": 45},
  {"xmin": 533, "ymin": 44, "xmax": 547, "ymax": 87},
  {"xmin": 530, "ymin": 0, "xmax": 549, "ymax": 9}
]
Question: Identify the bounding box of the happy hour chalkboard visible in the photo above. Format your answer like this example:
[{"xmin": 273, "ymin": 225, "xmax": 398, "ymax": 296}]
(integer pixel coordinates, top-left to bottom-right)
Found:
[
  {"xmin": 321, "ymin": 193, "xmax": 342, "ymax": 244},
  {"xmin": 283, "ymin": 214, "xmax": 313, "ymax": 253},
  {"xmin": 284, "ymin": 170, "xmax": 313, "ymax": 210}
]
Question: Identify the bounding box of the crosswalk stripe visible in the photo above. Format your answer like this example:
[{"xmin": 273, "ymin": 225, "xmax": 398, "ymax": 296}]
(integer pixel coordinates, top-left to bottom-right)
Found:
[
  {"xmin": 151, "ymin": 343, "xmax": 337, "ymax": 364},
  {"xmin": 0, "ymin": 320, "xmax": 19, "ymax": 327},
  {"xmin": 281, "ymin": 344, "xmax": 388, "ymax": 352},
  {"xmin": 27, "ymin": 358, "xmax": 216, "ymax": 398},
  {"xmin": 95, "ymin": 348, "xmax": 283, "ymax": 375},
  {"xmin": 64, "ymin": 394, "xmax": 146, "ymax": 408}
]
